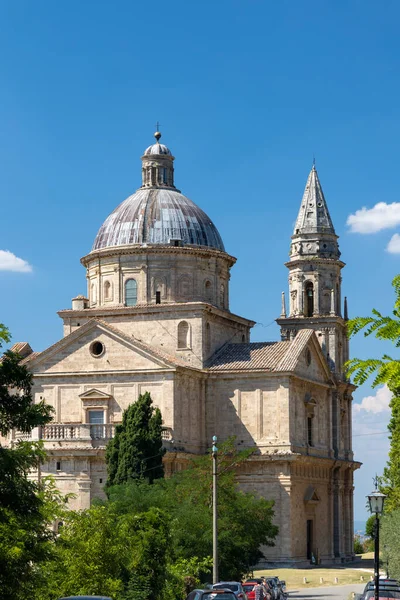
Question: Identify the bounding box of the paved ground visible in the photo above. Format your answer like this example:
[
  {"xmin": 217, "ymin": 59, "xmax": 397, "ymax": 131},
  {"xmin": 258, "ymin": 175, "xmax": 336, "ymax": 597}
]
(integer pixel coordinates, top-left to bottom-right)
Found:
[{"xmin": 288, "ymin": 583, "xmax": 365, "ymax": 600}]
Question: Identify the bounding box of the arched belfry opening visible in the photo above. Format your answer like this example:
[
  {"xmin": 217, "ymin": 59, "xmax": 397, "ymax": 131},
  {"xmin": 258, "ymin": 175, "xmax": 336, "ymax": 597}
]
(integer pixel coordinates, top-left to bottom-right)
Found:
[{"xmin": 305, "ymin": 282, "xmax": 314, "ymax": 317}]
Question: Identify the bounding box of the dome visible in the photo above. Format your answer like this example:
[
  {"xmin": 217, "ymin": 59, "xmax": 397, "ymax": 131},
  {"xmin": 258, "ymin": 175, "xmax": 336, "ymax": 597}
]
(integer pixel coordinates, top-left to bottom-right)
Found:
[
  {"xmin": 93, "ymin": 188, "xmax": 225, "ymax": 251},
  {"xmin": 143, "ymin": 131, "xmax": 172, "ymax": 156},
  {"xmin": 143, "ymin": 143, "xmax": 172, "ymax": 156}
]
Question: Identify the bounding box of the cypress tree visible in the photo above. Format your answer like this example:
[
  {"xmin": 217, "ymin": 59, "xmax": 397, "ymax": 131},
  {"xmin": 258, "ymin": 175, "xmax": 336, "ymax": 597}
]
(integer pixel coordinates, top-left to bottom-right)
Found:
[{"xmin": 105, "ymin": 392, "xmax": 165, "ymax": 488}]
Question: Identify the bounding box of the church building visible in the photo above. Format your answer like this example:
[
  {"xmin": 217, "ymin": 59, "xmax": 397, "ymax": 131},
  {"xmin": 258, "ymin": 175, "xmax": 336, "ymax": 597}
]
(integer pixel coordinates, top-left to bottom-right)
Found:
[{"xmin": 7, "ymin": 132, "xmax": 360, "ymax": 564}]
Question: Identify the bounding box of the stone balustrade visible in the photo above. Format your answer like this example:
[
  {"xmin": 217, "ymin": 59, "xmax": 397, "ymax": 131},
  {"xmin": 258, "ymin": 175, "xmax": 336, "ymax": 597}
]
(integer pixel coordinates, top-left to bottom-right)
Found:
[{"xmin": 13, "ymin": 424, "xmax": 173, "ymax": 444}]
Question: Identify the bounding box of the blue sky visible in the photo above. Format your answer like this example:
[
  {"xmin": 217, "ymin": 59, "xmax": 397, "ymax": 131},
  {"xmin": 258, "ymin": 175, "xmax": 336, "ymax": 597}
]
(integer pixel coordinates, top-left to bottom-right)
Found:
[{"xmin": 1, "ymin": 0, "xmax": 399, "ymax": 521}]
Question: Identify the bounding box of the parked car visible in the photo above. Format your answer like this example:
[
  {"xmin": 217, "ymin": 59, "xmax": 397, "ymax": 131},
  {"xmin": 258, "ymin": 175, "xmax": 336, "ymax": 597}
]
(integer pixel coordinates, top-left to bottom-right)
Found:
[
  {"xmin": 213, "ymin": 582, "xmax": 248, "ymax": 600},
  {"xmin": 242, "ymin": 582, "xmax": 257, "ymax": 600},
  {"xmin": 359, "ymin": 580, "xmax": 400, "ymax": 600},
  {"xmin": 364, "ymin": 592, "xmax": 400, "ymax": 600},
  {"xmin": 242, "ymin": 580, "xmax": 272, "ymax": 600},
  {"xmin": 58, "ymin": 597, "xmax": 113, "ymax": 600},
  {"xmin": 185, "ymin": 589, "xmax": 238, "ymax": 600}
]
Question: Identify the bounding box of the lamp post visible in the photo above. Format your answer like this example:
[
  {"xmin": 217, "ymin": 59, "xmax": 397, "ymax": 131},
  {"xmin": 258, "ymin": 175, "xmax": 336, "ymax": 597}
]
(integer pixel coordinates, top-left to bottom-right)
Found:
[
  {"xmin": 212, "ymin": 435, "xmax": 218, "ymax": 584},
  {"xmin": 367, "ymin": 485, "xmax": 386, "ymax": 600}
]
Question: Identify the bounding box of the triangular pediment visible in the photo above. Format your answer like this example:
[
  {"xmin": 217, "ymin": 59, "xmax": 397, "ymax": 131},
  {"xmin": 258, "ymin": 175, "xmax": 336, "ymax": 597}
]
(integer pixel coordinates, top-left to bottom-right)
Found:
[
  {"xmin": 304, "ymin": 485, "xmax": 320, "ymax": 504},
  {"xmin": 25, "ymin": 318, "xmax": 185, "ymax": 375},
  {"xmin": 79, "ymin": 388, "xmax": 112, "ymax": 399},
  {"xmin": 278, "ymin": 329, "xmax": 333, "ymax": 385}
]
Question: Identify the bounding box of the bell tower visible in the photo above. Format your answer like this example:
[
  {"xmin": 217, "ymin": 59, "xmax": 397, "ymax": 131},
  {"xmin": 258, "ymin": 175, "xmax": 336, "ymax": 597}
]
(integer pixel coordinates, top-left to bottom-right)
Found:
[{"xmin": 277, "ymin": 165, "xmax": 349, "ymax": 379}]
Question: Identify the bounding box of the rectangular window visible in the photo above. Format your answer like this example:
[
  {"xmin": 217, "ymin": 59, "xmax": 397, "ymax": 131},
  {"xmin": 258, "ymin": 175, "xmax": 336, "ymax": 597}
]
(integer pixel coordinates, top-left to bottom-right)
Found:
[
  {"xmin": 156, "ymin": 291, "xmax": 161, "ymax": 304},
  {"xmin": 88, "ymin": 410, "xmax": 104, "ymax": 424},
  {"xmin": 56, "ymin": 461, "xmax": 61, "ymax": 471},
  {"xmin": 307, "ymin": 417, "xmax": 313, "ymax": 446}
]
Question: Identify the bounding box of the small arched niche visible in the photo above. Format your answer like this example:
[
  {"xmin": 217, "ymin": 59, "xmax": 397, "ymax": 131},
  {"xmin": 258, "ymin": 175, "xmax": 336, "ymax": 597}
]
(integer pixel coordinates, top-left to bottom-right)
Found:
[
  {"xmin": 91, "ymin": 282, "xmax": 97, "ymax": 305},
  {"xmin": 104, "ymin": 280, "xmax": 112, "ymax": 301},
  {"xmin": 177, "ymin": 321, "xmax": 190, "ymax": 349},
  {"xmin": 204, "ymin": 280, "xmax": 213, "ymax": 303}
]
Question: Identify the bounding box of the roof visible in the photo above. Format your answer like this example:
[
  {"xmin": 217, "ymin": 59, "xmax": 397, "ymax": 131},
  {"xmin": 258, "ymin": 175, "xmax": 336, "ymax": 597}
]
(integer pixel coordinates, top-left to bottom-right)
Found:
[
  {"xmin": 294, "ymin": 165, "xmax": 335, "ymax": 235},
  {"xmin": 207, "ymin": 329, "xmax": 328, "ymax": 375},
  {"xmin": 207, "ymin": 341, "xmax": 291, "ymax": 371},
  {"xmin": 143, "ymin": 142, "xmax": 172, "ymax": 156},
  {"xmin": 92, "ymin": 187, "xmax": 225, "ymax": 251},
  {"xmin": 0, "ymin": 342, "xmax": 33, "ymax": 364}
]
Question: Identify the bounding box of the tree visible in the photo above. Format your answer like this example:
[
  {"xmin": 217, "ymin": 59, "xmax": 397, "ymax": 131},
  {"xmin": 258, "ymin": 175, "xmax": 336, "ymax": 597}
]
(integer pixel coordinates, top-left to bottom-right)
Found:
[
  {"xmin": 108, "ymin": 438, "xmax": 278, "ymax": 581},
  {"xmin": 0, "ymin": 323, "xmax": 60, "ymax": 600},
  {"xmin": 346, "ymin": 275, "xmax": 400, "ymax": 510},
  {"xmin": 366, "ymin": 514, "xmax": 376, "ymax": 538},
  {"xmin": 105, "ymin": 392, "xmax": 165, "ymax": 488},
  {"xmin": 381, "ymin": 510, "xmax": 400, "ymax": 580},
  {"xmin": 40, "ymin": 504, "xmax": 171, "ymax": 600}
]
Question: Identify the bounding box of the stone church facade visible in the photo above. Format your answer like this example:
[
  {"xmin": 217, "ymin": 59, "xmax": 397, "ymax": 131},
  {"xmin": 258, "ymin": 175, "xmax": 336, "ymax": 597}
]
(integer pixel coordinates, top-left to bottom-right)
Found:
[{"xmin": 6, "ymin": 133, "xmax": 360, "ymax": 564}]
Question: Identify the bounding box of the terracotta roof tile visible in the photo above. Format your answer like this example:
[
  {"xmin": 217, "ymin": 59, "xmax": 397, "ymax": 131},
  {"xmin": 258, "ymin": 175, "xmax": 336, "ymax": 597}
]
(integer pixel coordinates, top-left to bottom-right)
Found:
[{"xmin": 207, "ymin": 341, "xmax": 291, "ymax": 371}]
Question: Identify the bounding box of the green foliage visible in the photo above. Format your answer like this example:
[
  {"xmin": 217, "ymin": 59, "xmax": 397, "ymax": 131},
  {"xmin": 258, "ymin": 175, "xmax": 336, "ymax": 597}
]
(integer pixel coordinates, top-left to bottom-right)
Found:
[
  {"xmin": 164, "ymin": 557, "xmax": 212, "ymax": 600},
  {"xmin": 106, "ymin": 392, "xmax": 165, "ymax": 488},
  {"xmin": 381, "ymin": 510, "xmax": 400, "ymax": 580},
  {"xmin": 108, "ymin": 438, "xmax": 278, "ymax": 581},
  {"xmin": 365, "ymin": 514, "xmax": 376, "ymax": 538},
  {"xmin": 345, "ymin": 276, "xmax": 400, "ymax": 510},
  {"xmin": 40, "ymin": 504, "xmax": 171, "ymax": 600},
  {"xmin": 0, "ymin": 322, "xmax": 60, "ymax": 600},
  {"xmin": 354, "ymin": 535, "xmax": 365, "ymax": 554}
]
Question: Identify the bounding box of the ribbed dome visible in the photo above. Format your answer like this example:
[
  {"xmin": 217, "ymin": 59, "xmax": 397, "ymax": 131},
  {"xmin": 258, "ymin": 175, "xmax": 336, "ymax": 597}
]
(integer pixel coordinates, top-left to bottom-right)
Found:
[
  {"xmin": 143, "ymin": 143, "xmax": 172, "ymax": 156},
  {"xmin": 93, "ymin": 188, "xmax": 225, "ymax": 251}
]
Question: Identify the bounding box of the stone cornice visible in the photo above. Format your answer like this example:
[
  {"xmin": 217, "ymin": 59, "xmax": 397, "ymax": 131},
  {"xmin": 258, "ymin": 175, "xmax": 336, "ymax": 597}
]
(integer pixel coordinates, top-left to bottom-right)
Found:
[
  {"xmin": 81, "ymin": 244, "xmax": 237, "ymax": 267},
  {"xmin": 58, "ymin": 302, "xmax": 255, "ymax": 328},
  {"xmin": 284, "ymin": 257, "xmax": 346, "ymax": 269}
]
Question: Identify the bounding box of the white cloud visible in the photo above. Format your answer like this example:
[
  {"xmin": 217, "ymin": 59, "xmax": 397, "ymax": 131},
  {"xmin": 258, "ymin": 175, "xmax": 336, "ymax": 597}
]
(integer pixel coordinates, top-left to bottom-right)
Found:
[
  {"xmin": 347, "ymin": 202, "xmax": 400, "ymax": 233},
  {"xmin": 387, "ymin": 233, "xmax": 400, "ymax": 254},
  {"xmin": 353, "ymin": 385, "xmax": 391, "ymax": 415},
  {"xmin": 0, "ymin": 250, "xmax": 32, "ymax": 273}
]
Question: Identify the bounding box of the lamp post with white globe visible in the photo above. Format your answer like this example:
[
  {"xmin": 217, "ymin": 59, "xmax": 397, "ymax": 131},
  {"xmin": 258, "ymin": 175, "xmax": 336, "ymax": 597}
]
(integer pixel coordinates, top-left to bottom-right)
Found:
[{"xmin": 367, "ymin": 482, "xmax": 386, "ymax": 600}]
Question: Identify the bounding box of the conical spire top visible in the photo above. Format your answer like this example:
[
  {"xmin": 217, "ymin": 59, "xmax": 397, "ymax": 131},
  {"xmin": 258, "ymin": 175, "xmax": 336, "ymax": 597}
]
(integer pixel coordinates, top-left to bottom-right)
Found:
[{"xmin": 293, "ymin": 165, "xmax": 335, "ymax": 235}]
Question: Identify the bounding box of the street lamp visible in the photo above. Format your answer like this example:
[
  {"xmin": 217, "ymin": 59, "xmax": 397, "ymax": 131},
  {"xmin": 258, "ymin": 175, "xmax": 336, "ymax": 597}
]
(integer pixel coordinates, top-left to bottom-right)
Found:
[
  {"xmin": 367, "ymin": 485, "xmax": 386, "ymax": 600},
  {"xmin": 212, "ymin": 435, "xmax": 218, "ymax": 584}
]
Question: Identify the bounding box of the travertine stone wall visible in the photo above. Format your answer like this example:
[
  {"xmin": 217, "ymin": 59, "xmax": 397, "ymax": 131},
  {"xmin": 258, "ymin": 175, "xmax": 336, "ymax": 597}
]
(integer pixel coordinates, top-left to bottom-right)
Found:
[{"xmin": 81, "ymin": 246, "xmax": 233, "ymax": 310}]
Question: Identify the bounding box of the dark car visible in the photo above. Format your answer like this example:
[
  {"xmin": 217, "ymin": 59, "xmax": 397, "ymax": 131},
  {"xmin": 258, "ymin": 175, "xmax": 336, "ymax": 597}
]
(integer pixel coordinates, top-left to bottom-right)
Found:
[
  {"xmin": 364, "ymin": 592, "xmax": 400, "ymax": 600},
  {"xmin": 186, "ymin": 589, "xmax": 239, "ymax": 600},
  {"xmin": 213, "ymin": 582, "xmax": 248, "ymax": 600},
  {"xmin": 360, "ymin": 581, "xmax": 400, "ymax": 600},
  {"xmin": 58, "ymin": 597, "xmax": 113, "ymax": 600}
]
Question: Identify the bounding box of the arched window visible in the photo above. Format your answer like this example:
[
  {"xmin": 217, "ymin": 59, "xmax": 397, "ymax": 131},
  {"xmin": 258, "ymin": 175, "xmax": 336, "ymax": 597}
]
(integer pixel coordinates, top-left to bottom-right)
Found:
[
  {"xmin": 177, "ymin": 321, "xmax": 190, "ymax": 349},
  {"xmin": 204, "ymin": 280, "xmax": 213, "ymax": 303},
  {"xmin": 242, "ymin": 334, "xmax": 246, "ymax": 343},
  {"xmin": 91, "ymin": 283, "xmax": 97, "ymax": 304},
  {"xmin": 104, "ymin": 280, "xmax": 111, "ymax": 301},
  {"xmin": 125, "ymin": 279, "xmax": 137, "ymax": 307},
  {"xmin": 305, "ymin": 282, "xmax": 314, "ymax": 317},
  {"xmin": 206, "ymin": 322, "xmax": 211, "ymax": 353}
]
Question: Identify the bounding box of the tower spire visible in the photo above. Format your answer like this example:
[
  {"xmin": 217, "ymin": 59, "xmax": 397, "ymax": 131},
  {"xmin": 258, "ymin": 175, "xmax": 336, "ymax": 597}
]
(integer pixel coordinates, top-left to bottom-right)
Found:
[{"xmin": 293, "ymin": 165, "xmax": 335, "ymax": 236}]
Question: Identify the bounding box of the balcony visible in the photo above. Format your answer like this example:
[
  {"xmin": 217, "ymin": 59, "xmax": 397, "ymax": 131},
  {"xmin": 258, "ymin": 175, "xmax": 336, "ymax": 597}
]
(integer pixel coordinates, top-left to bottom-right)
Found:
[{"xmin": 12, "ymin": 424, "xmax": 174, "ymax": 447}]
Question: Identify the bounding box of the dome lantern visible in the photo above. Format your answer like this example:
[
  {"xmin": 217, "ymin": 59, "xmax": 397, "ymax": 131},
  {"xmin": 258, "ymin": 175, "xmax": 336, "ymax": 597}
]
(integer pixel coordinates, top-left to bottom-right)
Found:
[{"xmin": 141, "ymin": 131, "xmax": 175, "ymax": 189}]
